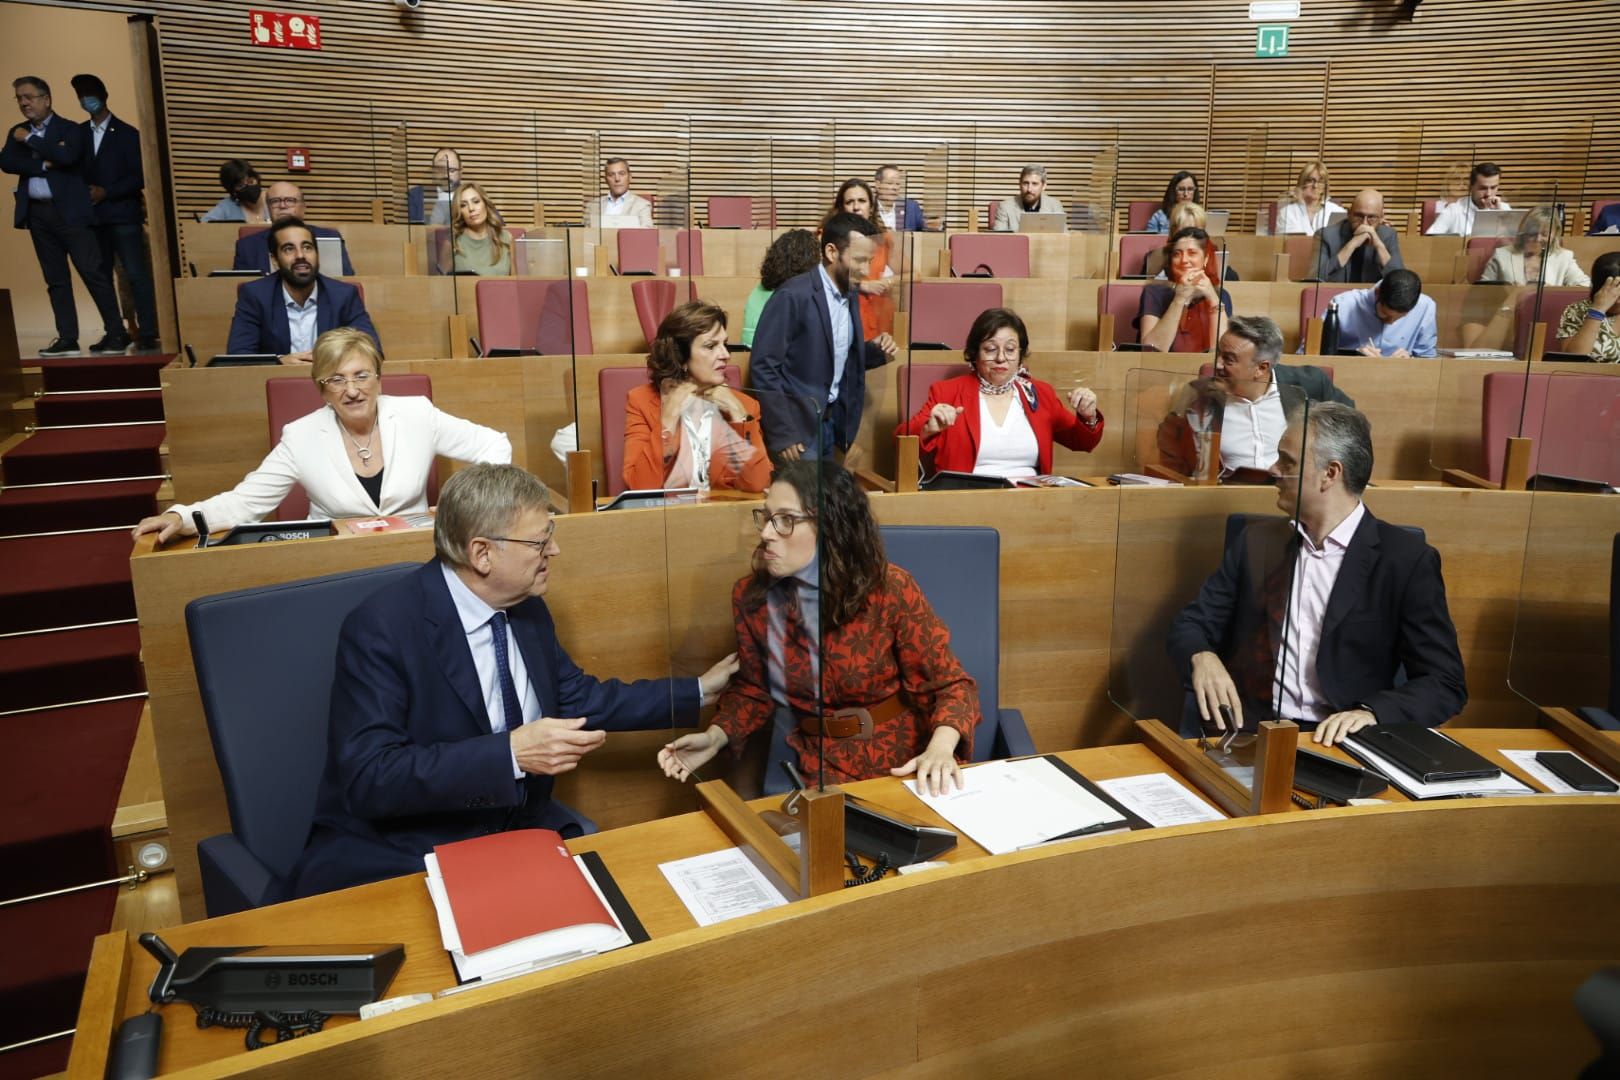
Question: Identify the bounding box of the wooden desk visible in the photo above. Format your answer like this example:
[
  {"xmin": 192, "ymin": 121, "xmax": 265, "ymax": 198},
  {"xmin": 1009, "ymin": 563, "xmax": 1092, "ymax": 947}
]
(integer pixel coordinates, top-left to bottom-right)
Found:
[{"xmin": 69, "ymin": 730, "xmax": 1620, "ymax": 1077}]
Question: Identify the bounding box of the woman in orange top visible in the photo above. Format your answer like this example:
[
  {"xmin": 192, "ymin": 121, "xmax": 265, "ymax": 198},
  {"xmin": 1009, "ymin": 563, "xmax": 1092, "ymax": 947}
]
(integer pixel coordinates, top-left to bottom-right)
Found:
[
  {"xmin": 829, "ymin": 178, "xmax": 895, "ymax": 340},
  {"xmin": 622, "ymin": 302, "xmax": 771, "ymax": 493}
]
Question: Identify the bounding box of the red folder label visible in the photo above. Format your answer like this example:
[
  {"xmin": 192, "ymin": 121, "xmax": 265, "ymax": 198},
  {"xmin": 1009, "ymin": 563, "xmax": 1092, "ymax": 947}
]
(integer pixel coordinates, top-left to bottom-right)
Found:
[{"xmin": 432, "ymin": 829, "xmax": 613, "ymax": 955}]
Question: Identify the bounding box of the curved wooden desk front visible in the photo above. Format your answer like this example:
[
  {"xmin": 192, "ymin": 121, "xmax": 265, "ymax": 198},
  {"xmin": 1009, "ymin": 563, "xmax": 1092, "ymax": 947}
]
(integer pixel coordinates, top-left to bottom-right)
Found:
[{"xmin": 70, "ymin": 731, "xmax": 1618, "ymax": 1077}]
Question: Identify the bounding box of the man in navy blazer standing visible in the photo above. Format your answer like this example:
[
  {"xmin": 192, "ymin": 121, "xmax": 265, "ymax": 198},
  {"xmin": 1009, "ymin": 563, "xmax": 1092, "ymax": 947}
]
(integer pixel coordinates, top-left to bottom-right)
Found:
[
  {"xmin": 226, "ymin": 216, "xmax": 377, "ymax": 363},
  {"xmin": 752, "ymin": 212, "xmax": 897, "ymax": 458},
  {"xmin": 1, "ymin": 75, "xmax": 127, "ymax": 355},
  {"xmin": 72, "ymin": 74, "xmax": 158, "ymax": 351},
  {"xmin": 291, "ymin": 464, "xmax": 739, "ymax": 898}
]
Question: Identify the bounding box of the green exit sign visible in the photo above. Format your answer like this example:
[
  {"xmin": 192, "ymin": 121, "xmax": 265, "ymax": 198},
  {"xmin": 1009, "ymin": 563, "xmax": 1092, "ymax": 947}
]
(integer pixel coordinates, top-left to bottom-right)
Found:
[{"xmin": 1256, "ymin": 24, "xmax": 1290, "ymax": 57}]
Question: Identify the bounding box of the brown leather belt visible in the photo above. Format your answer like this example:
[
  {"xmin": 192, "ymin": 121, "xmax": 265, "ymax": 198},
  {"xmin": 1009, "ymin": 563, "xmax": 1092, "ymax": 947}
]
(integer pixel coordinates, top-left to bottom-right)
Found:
[{"xmin": 797, "ymin": 693, "xmax": 908, "ymax": 740}]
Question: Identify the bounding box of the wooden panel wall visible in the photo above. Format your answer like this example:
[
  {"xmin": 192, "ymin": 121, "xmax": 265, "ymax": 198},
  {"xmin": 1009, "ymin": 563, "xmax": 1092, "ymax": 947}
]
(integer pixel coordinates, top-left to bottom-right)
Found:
[{"xmin": 49, "ymin": 0, "xmax": 1620, "ymax": 234}]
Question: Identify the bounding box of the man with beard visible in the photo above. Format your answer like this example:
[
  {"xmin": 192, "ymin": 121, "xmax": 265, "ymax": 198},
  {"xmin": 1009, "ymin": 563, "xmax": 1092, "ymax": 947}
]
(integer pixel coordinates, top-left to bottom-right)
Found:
[
  {"xmin": 225, "ymin": 216, "xmax": 377, "ymax": 364},
  {"xmin": 751, "ymin": 212, "xmax": 897, "ymax": 459},
  {"xmin": 993, "ymin": 164, "xmax": 1065, "ymax": 232}
]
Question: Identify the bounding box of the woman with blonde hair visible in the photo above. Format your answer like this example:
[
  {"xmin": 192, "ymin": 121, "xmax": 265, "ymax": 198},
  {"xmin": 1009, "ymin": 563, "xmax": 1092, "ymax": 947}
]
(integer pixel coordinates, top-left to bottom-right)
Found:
[
  {"xmin": 131, "ymin": 328, "xmax": 511, "ymax": 542},
  {"xmin": 1480, "ymin": 206, "xmax": 1590, "ymax": 287},
  {"xmin": 828, "ymin": 178, "xmax": 894, "ymax": 340},
  {"xmin": 1278, "ymin": 161, "xmax": 1343, "ymax": 235},
  {"xmin": 441, "ymin": 181, "xmax": 513, "ymax": 275}
]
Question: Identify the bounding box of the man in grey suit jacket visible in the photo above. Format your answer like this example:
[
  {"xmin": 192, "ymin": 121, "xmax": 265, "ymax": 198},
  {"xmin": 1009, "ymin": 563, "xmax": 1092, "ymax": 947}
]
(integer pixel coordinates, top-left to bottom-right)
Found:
[
  {"xmin": 1315, "ymin": 189, "xmax": 1403, "ymax": 283},
  {"xmin": 993, "ymin": 164, "xmax": 1065, "ymax": 232}
]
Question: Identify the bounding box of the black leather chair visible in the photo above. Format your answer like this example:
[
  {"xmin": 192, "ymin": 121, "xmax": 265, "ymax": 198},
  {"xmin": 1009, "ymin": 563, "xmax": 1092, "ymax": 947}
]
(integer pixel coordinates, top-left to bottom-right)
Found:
[{"xmin": 763, "ymin": 525, "xmax": 1034, "ymax": 796}]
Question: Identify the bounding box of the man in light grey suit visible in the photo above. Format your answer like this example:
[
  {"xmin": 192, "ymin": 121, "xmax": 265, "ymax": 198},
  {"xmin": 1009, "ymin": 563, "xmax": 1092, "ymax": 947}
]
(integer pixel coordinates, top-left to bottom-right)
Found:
[
  {"xmin": 993, "ymin": 164, "xmax": 1065, "ymax": 232},
  {"xmin": 595, "ymin": 157, "xmax": 653, "ymax": 228}
]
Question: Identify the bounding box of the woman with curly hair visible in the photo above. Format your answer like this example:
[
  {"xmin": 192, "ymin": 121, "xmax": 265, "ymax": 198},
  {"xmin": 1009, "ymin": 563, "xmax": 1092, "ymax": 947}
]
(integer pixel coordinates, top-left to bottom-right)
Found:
[
  {"xmin": 828, "ymin": 177, "xmax": 895, "ymax": 339},
  {"xmin": 439, "ymin": 181, "xmax": 513, "ymax": 275},
  {"xmin": 657, "ymin": 459, "xmax": 980, "ymax": 795},
  {"xmin": 741, "ymin": 228, "xmax": 819, "ymax": 347}
]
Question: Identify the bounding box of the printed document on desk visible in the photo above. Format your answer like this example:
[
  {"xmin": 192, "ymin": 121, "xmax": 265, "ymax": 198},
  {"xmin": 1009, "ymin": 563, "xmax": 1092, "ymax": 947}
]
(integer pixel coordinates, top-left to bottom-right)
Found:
[
  {"xmin": 1343, "ymin": 732, "xmax": 1533, "ymax": 800},
  {"xmin": 659, "ymin": 847, "xmax": 791, "ymax": 927},
  {"xmin": 1097, "ymin": 773, "xmax": 1226, "ymax": 827},
  {"xmin": 904, "ymin": 757, "xmax": 1131, "ymax": 855}
]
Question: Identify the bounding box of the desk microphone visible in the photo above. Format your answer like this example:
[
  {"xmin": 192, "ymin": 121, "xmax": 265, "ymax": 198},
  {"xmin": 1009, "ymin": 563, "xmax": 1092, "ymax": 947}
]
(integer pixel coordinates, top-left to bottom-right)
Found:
[{"xmin": 191, "ymin": 511, "xmax": 210, "ymax": 548}]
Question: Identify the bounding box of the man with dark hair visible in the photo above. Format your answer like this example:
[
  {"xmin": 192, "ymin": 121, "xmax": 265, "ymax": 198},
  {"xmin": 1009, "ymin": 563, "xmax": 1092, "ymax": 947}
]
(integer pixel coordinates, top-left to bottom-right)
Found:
[
  {"xmin": 1, "ymin": 75, "xmax": 129, "ymax": 355},
  {"xmin": 1169, "ymin": 401, "xmax": 1467, "ymax": 745},
  {"xmin": 751, "ymin": 211, "xmax": 898, "ymax": 458},
  {"xmin": 1427, "ymin": 161, "xmax": 1511, "ymax": 236},
  {"xmin": 230, "ymin": 180, "xmax": 355, "ymax": 274},
  {"xmin": 201, "ymin": 158, "xmax": 267, "ymax": 223},
  {"xmin": 1328, "ymin": 269, "xmax": 1438, "ymax": 358},
  {"xmin": 225, "ymin": 217, "xmax": 377, "ymax": 363},
  {"xmin": 1315, "ymin": 189, "xmax": 1404, "ymax": 284},
  {"xmin": 71, "ymin": 74, "xmax": 158, "ymax": 350}
]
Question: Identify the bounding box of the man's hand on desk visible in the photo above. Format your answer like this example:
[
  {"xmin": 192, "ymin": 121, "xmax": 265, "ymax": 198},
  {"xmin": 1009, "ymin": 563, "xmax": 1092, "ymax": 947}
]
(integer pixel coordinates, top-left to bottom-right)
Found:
[
  {"xmin": 279, "ymin": 350, "xmax": 313, "ymax": 366},
  {"xmin": 698, "ymin": 652, "xmax": 739, "ymax": 706},
  {"xmin": 1311, "ymin": 709, "xmax": 1375, "ymax": 746},
  {"xmin": 131, "ymin": 510, "xmax": 187, "ymax": 544},
  {"xmin": 510, "ymin": 716, "xmax": 605, "ymax": 776},
  {"xmin": 658, "ymin": 726, "xmax": 726, "ymax": 782},
  {"xmin": 1190, "ymin": 651, "xmax": 1243, "ymax": 731}
]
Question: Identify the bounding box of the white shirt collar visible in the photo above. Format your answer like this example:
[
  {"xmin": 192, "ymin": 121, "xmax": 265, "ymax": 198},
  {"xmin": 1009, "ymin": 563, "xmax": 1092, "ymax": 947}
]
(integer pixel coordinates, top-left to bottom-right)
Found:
[
  {"xmin": 440, "ymin": 560, "xmax": 502, "ymax": 634},
  {"xmin": 90, "ymin": 115, "xmax": 110, "ymax": 134},
  {"xmin": 282, "ymin": 280, "xmax": 319, "ymax": 310}
]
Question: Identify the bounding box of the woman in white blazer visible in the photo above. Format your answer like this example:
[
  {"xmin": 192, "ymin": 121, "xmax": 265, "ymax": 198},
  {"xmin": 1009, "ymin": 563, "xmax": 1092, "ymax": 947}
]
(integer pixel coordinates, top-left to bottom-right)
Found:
[
  {"xmin": 1480, "ymin": 206, "xmax": 1592, "ymax": 288},
  {"xmin": 132, "ymin": 328, "xmax": 511, "ymax": 543}
]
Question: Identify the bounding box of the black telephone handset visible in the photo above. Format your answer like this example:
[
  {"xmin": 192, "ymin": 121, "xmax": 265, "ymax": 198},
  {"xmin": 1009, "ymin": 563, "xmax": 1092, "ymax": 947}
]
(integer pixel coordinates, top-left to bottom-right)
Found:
[{"xmin": 779, "ymin": 763, "xmax": 957, "ymax": 873}]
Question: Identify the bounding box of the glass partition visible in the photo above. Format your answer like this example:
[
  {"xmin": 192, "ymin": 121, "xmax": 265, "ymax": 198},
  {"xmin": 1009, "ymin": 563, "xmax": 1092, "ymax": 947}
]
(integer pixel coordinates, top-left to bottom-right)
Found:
[{"xmin": 1507, "ymin": 369, "xmax": 1620, "ymax": 714}]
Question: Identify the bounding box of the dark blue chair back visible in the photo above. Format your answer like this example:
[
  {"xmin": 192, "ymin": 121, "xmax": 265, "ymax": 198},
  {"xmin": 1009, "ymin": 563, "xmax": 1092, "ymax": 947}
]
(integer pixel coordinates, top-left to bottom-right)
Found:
[
  {"xmin": 763, "ymin": 525, "xmax": 1031, "ymax": 795},
  {"xmin": 407, "ymin": 185, "xmax": 425, "ymax": 225},
  {"xmin": 186, "ymin": 562, "xmax": 418, "ymax": 913}
]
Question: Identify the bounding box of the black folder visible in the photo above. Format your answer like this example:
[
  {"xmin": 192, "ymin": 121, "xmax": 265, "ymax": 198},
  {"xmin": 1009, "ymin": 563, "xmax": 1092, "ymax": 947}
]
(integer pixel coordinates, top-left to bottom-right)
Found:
[{"xmin": 1351, "ymin": 725, "xmax": 1500, "ymax": 784}]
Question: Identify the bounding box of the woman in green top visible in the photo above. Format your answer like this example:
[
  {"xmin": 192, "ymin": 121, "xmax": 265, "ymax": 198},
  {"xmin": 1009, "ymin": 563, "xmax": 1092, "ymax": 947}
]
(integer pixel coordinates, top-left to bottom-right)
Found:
[
  {"xmin": 442, "ymin": 182, "xmax": 513, "ymax": 276},
  {"xmin": 741, "ymin": 228, "xmax": 819, "ymax": 347}
]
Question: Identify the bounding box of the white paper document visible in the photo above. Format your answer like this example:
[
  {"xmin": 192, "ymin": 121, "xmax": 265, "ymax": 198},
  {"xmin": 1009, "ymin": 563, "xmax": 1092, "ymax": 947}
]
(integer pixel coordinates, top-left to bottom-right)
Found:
[
  {"xmin": 1500, "ymin": 749, "xmax": 1620, "ymax": 795},
  {"xmin": 424, "ymin": 853, "xmax": 631, "ymax": 983},
  {"xmin": 904, "ymin": 757, "xmax": 1128, "ymax": 855},
  {"xmin": 659, "ymin": 847, "xmax": 790, "ymax": 927},
  {"xmin": 1342, "ymin": 733, "xmax": 1533, "ymax": 800},
  {"xmin": 1097, "ymin": 773, "xmax": 1226, "ymax": 827}
]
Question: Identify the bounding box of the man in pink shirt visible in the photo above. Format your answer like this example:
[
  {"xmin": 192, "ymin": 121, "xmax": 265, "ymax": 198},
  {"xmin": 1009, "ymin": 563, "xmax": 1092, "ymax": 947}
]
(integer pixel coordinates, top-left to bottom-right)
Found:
[{"xmin": 1167, "ymin": 403, "xmax": 1466, "ymax": 745}]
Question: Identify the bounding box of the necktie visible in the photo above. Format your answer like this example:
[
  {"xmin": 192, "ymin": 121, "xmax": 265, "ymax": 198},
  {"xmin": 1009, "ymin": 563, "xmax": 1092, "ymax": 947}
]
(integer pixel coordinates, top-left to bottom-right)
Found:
[{"xmin": 488, "ymin": 611, "xmax": 524, "ymax": 733}]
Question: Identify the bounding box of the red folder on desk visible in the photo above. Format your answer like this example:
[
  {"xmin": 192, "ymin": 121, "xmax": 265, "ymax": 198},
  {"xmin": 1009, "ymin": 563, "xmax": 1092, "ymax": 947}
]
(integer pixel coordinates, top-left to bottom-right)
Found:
[{"xmin": 432, "ymin": 829, "xmax": 616, "ymax": 954}]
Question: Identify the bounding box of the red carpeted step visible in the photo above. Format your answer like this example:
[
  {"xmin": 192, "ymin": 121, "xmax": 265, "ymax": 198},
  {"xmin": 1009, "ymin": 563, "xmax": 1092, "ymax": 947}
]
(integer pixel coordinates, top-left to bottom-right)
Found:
[
  {"xmin": 34, "ymin": 388, "xmax": 165, "ymax": 426},
  {"xmin": 0, "ymin": 532, "xmax": 135, "ymax": 634},
  {"xmin": 1, "ymin": 698, "xmax": 142, "ymax": 899},
  {"xmin": 0, "ymin": 478, "xmax": 160, "ymax": 536},
  {"xmin": 0, "ymin": 1036, "xmax": 75, "ymax": 1079},
  {"xmin": 0, "ymin": 624, "xmax": 145, "ymax": 713},
  {"xmin": 0, "ymin": 424, "xmax": 165, "ymax": 485},
  {"xmin": 0, "ymin": 889, "xmax": 118, "ymax": 1061},
  {"xmin": 32, "ymin": 352, "xmax": 173, "ymax": 393}
]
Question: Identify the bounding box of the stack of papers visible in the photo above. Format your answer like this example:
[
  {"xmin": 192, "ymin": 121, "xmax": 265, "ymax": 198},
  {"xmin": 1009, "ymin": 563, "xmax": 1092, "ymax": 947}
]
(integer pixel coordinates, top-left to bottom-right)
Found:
[
  {"xmin": 1343, "ymin": 732, "xmax": 1533, "ymax": 800},
  {"xmin": 903, "ymin": 757, "xmax": 1131, "ymax": 854}
]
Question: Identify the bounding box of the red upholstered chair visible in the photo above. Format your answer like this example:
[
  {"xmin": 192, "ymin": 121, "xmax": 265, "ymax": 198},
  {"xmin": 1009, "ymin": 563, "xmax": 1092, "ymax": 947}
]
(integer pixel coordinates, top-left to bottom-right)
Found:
[
  {"xmin": 1481, "ymin": 371, "xmax": 1620, "ymax": 486},
  {"xmin": 902, "ymin": 362, "xmax": 961, "ymax": 424},
  {"xmin": 909, "ymin": 281, "xmax": 1003, "ymax": 350},
  {"xmin": 984, "ymin": 200, "xmax": 999, "ymax": 231},
  {"xmin": 1128, "ymin": 201, "xmax": 1159, "ymax": 233},
  {"xmin": 631, "ymin": 279, "xmax": 676, "ymax": 346},
  {"xmin": 1591, "ymin": 199, "xmax": 1618, "ymax": 231},
  {"xmin": 1118, "ymin": 234, "xmax": 1163, "ymax": 278},
  {"xmin": 1259, "ymin": 202, "xmax": 1279, "ymax": 235},
  {"xmin": 597, "ymin": 364, "xmax": 743, "ymax": 496},
  {"xmin": 1419, "ymin": 199, "xmax": 1441, "ymax": 234},
  {"xmin": 672, "ymin": 230, "xmax": 705, "ymax": 276},
  {"xmin": 615, "ymin": 229, "xmax": 660, "ymax": 275},
  {"xmin": 949, "ymin": 234, "xmax": 1030, "ymax": 278},
  {"xmin": 236, "ymin": 225, "xmax": 269, "ymax": 241},
  {"xmin": 1512, "ymin": 287, "xmax": 1588, "ymax": 358},
  {"xmin": 474, "ymin": 279, "xmax": 593, "ymax": 355},
  {"xmin": 1466, "ymin": 236, "xmax": 1510, "ymax": 282},
  {"xmin": 264, "ymin": 374, "xmax": 434, "ymax": 520},
  {"xmin": 1097, "ymin": 283, "xmax": 1145, "ymax": 348},
  {"xmin": 707, "ymin": 197, "xmax": 774, "ymax": 229}
]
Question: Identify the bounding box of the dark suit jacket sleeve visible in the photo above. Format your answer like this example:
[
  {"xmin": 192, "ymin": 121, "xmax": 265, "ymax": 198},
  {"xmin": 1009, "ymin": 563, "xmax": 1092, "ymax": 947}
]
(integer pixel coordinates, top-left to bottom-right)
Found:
[
  {"xmin": 226, "ymin": 282, "xmax": 268, "ymax": 353},
  {"xmin": 1360, "ymin": 544, "xmax": 1467, "ymax": 727},
  {"xmin": 27, "ymin": 121, "xmax": 84, "ymax": 168},
  {"xmin": 101, "ymin": 128, "xmax": 144, "ymax": 201},
  {"xmin": 231, "ymin": 235, "xmax": 260, "ymax": 272},
  {"xmin": 539, "ymin": 607, "xmax": 701, "ymax": 730},
  {"xmin": 1167, "ymin": 532, "xmax": 1244, "ymax": 681},
  {"xmin": 0, "ymin": 131, "xmax": 44, "ymax": 177},
  {"xmin": 330, "ymin": 608, "xmax": 523, "ymax": 821},
  {"xmin": 749, "ymin": 287, "xmax": 813, "ymax": 452},
  {"xmin": 341, "ymin": 242, "xmax": 355, "ymax": 276},
  {"xmin": 340, "ymin": 287, "xmax": 381, "ymax": 351}
]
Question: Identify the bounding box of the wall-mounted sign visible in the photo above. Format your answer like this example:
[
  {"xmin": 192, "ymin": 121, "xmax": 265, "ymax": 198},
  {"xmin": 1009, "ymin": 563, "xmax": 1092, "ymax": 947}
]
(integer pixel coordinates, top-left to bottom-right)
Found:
[
  {"xmin": 250, "ymin": 10, "xmax": 321, "ymax": 50},
  {"xmin": 286, "ymin": 148, "xmax": 311, "ymax": 172},
  {"xmin": 1255, "ymin": 24, "xmax": 1290, "ymax": 58},
  {"xmin": 1249, "ymin": 1, "xmax": 1301, "ymax": 19}
]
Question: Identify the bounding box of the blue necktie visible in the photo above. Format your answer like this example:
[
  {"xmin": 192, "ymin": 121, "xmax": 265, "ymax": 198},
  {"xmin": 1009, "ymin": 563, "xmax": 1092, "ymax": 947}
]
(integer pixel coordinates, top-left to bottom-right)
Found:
[{"xmin": 488, "ymin": 611, "xmax": 524, "ymax": 733}]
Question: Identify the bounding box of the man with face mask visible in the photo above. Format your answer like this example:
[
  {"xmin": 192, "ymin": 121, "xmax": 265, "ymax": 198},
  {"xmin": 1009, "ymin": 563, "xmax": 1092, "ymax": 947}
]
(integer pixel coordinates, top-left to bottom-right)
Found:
[
  {"xmin": 70, "ymin": 74, "xmax": 158, "ymax": 351},
  {"xmin": 751, "ymin": 212, "xmax": 898, "ymax": 459},
  {"xmin": 993, "ymin": 164, "xmax": 1066, "ymax": 233},
  {"xmin": 225, "ymin": 216, "xmax": 378, "ymax": 364},
  {"xmin": 0, "ymin": 75, "xmax": 128, "ymax": 355}
]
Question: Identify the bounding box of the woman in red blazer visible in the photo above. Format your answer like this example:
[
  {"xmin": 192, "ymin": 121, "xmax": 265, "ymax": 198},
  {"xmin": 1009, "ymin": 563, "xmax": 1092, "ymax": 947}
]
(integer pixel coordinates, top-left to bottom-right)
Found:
[
  {"xmin": 623, "ymin": 301, "xmax": 771, "ymax": 493},
  {"xmin": 656, "ymin": 460, "xmax": 980, "ymax": 796},
  {"xmin": 896, "ymin": 307, "xmax": 1104, "ymax": 478}
]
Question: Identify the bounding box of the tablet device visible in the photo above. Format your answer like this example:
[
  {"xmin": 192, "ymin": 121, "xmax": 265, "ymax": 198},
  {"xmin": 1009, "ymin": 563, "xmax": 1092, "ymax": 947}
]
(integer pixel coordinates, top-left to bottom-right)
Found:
[
  {"xmin": 316, "ymin": 235, "xmax": 345, "ymax": 272},
  {"xmin": 919, "ymin": 471, "xmax": 1015, "ymax": 491},
  {"xmin": 207, "ymin": 269, "xmax": 263, "ymax": 278},
  {"xmin": 208, "ymin": 353, "xmax": 282, "ymax": 367}
]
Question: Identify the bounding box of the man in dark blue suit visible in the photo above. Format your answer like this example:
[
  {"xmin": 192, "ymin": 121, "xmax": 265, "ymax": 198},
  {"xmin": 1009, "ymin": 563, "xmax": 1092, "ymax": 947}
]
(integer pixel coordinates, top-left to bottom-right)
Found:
[
  {"xmin": 752, "ymin": 212, "xmax": 898, "ymax": 458},
  {"xmin": 229, "ymin": 180, "xmax": 354, "ymax": 275},
  {"xmin": 226, "ymin": 216, "xmax": 378, "ymax": 363},
  {"xmin": 875, "ymin": 165, "xmax": 928, "ymax": 231},
  {"xmin": 1, "ymin": 75, "xmax": 127, "ymax": 355},
  {"xmin": 71, "ymin": 75, "xmax": 158, "ymax": 351},
  {"xmin": 291, "ymin": 464, "xmax": 738, "ymax": 898}
]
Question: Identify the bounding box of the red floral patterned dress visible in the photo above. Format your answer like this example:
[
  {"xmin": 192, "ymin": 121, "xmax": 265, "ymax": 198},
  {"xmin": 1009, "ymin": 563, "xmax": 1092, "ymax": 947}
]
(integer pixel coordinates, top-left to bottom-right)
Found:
[{"xmin": 713, "ymin": 563, "xmax": 981, "ymax": 784}]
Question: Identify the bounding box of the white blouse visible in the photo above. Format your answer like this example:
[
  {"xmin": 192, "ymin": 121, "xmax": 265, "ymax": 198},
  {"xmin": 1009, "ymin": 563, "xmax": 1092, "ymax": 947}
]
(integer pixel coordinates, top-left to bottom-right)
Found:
[
  {"xmin": 974, "ymin": 394, "xmax": 1039, "ymax": 478},
  {"xmin": 1278, "ymin": 199, "xmax": 1345, "ymax": 235}
]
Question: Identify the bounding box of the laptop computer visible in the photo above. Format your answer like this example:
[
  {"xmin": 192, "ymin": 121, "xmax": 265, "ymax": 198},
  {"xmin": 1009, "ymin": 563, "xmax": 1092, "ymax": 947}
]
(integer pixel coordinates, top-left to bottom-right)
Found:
[
  {"xmin": 1470, "ymin": 209, "xmax": 1527, "ymax": 238},
  {"xmin": 1017, "ymin": 213, "xmax": 1066, "ymax": 234},
  {"xmin": 316, "ymin": 235, "xmax": 345, "ymax": 273},
  {"xmin": 1203, "ymin": 210, "xmax": 1230, "ymax": 236}
]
